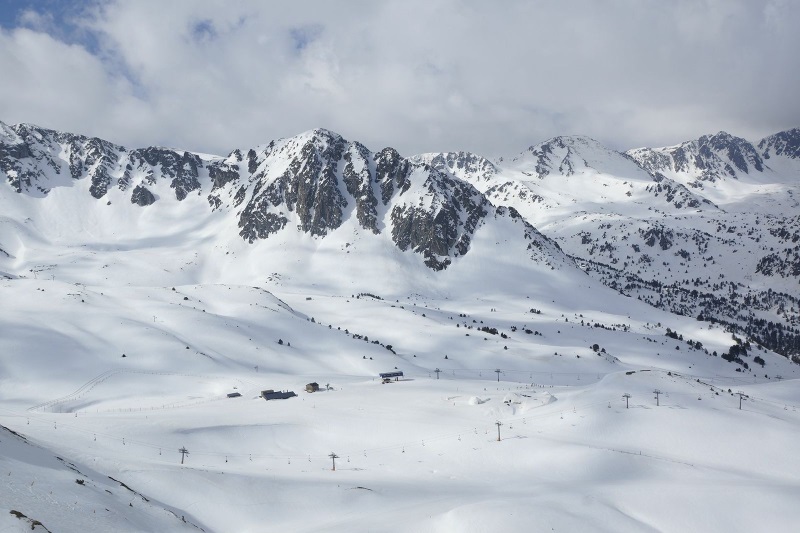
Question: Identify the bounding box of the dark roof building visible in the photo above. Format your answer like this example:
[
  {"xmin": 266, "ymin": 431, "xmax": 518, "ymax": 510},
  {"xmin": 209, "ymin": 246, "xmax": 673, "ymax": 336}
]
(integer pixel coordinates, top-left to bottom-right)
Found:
[{"xmin": 261, "ymin": 390, "xmax": 297, "ymax": 400}]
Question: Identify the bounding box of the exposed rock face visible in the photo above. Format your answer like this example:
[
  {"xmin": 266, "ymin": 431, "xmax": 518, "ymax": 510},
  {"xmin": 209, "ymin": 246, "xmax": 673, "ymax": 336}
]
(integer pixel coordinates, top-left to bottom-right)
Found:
[
  {"xmin": 130, "ymin": 184, "xmax": 155, "ymax": 206},
  {"xmin": 208, "ymin": 160, "xmax": 240, "ymax": 192},
  {"xmin": 374, "ymin": 147, "xmax": 411, "ymax": 204},
  {"xmin": 232, "ymin": 129, "xmax": 492, "ymax": 269},
  {"xmin": 341, "ymin": 141, "xmax": 379, "ymax": 233},
  {"xmin": 0, "ymin": 125, "xmax": 34, "ymax": 193},
  {"xmin": 0, "ymin": 123, "xmax": 78, "ymax": 193},
  {"xmin": 390, "ymin": 169, "xmax": 489, "ymax": 270},
  {"xmin": 0, "ymin": 121, "xmax": 207, "ymax": 202},
  {"xmin": 699, "ymin": 132, "xmax": 765, "ymax": 174},
  {"xmin": 759, "ymin": 128, "xmax": 800, "ymax": 160},
  {"xmin": 278, "ymin": 134, "xmax": 347, "ymax": 236},
  {"xmin": 237, "ymin": 131, "xmax": 348, "ymax": 241},
  {"xmin": 422, "ymin": 151, "xmax": 498, "ymax": 183},
  {"xmin": 77, "ymin": 137, "xmax": 123, "ymax": 199},
  {"xmin": 127, "ymin": 147, "xmax": 203, "ymax": 201}
]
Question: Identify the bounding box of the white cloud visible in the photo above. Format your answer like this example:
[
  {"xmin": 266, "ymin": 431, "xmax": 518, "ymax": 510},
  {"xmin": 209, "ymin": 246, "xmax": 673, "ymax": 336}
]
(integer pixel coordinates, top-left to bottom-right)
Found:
[
  {"xmin": 0, "ymin": 27, "xmax": 143, "ymax": 141},
  {"xmin": 1, "ymin": 0, "xmax": 798, "ymax": 157}
]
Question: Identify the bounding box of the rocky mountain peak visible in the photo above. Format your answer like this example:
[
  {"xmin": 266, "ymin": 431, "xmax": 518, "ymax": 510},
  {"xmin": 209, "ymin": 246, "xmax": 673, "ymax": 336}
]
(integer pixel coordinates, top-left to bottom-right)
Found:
[
  {"xmin": 759, "ymin": 128, "xmax": 800, "ymax": 160},
  {"xmin": 526, "ymin": 135, "xmax": 602, "ymax": 151},
  {"xmin": 696, "ymin": 131, "xmax": 764, "ymax": 174},
  {"xmin": 232, "ymin": 128, "xmax": 500, "ymax": 270},
  {"xmin": 511, "ymin": 135, "xmax": 638, "ymax": 180},
  {"xmin": 627, "ymin": 130, "xmax": 766, "ymax": 183}
]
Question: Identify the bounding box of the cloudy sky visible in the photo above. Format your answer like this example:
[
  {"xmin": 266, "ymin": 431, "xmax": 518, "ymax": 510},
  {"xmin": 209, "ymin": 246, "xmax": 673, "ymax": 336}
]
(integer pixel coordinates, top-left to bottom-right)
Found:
[{"xmin": 1, "ymin": 0, "xmax": 798, "ymax": 157}]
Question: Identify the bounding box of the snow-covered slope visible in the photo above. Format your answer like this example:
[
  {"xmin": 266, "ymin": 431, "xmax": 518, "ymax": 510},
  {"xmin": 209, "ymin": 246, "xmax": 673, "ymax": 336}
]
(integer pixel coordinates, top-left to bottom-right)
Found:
[{"xmin": 0, "ymin": 424, "xmax": 204, "ymax": 532}]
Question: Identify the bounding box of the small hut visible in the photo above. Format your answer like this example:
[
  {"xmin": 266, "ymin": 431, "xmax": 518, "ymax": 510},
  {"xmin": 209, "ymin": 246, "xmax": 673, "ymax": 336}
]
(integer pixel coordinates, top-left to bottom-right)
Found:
[{"xmin": 305, "ymin": 382, "xmax": 320, "ymax": 393}]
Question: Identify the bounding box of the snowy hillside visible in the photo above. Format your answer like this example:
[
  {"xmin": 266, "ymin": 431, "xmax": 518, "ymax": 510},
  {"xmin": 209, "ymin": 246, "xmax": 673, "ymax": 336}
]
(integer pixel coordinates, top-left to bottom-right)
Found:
[{"xmin": 1, "ymin": 121, "xmax": 799, "ymax": 532}]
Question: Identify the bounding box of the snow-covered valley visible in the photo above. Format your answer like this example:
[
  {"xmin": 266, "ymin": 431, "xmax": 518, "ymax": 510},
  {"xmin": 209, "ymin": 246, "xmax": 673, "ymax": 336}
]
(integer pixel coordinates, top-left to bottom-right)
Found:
[{"xmin": 1, "ymin": 122, "xmax": 799, "ymax": 532}]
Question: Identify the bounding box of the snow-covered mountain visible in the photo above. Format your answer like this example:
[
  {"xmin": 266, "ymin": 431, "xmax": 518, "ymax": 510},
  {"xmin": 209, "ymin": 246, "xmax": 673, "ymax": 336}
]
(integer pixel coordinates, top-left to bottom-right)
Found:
[
  {"xmin": 0, "ymin": 122, "xmax": 567, "ymax": 277},
  {"xmin": 629, "ymin": 131, "xmax": 767, "ymax": 184},
  {"xmin": 760, "ymin": 127, "xmax": 800, "ymax": 159},
  {"xmin": 421, "ymin": 131, "xmax": 800, "ymax": 361},
  {"xmin": 2, "ymin": 119, "xmax": 798, "ymax": 354},
  {"xmin": 2, "ymin": 121, "xmax": 800, "ymax": 532}
]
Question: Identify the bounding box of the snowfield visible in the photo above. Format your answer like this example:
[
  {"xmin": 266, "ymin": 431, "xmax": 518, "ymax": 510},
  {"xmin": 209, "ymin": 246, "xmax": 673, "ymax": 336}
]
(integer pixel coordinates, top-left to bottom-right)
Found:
[{"xmin": 2, "ymin": 274, "xmax": 799, "ymax": 532}]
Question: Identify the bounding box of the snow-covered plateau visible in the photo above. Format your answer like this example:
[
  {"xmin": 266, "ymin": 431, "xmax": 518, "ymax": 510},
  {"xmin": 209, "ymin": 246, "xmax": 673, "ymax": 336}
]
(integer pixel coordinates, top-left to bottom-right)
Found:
[{"xmin": 1, "ymin": 121, "xmax": 799, "ymax": 532}]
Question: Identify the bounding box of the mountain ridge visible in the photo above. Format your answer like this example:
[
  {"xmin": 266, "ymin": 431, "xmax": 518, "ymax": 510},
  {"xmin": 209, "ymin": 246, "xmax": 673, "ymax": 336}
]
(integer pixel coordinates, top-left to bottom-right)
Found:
[
  {"xmin": 1, "ymin": 120, "xmax": 799, "ymax": 359},
  {"xmin": 412, "ymin": 129, "xmax": 800, "ymax": 361},
  {"xmin": 0, "ymin": 120, "xmax": 568, "ymax": 277}
]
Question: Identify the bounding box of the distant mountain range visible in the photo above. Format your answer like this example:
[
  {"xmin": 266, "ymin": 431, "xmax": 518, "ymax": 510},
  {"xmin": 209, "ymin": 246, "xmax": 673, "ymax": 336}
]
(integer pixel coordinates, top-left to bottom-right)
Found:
[{"xmin": 1, "ymin": 120, "xmax": 798, "ymax": 360}]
